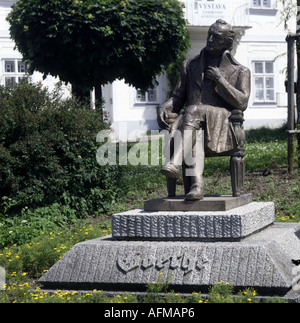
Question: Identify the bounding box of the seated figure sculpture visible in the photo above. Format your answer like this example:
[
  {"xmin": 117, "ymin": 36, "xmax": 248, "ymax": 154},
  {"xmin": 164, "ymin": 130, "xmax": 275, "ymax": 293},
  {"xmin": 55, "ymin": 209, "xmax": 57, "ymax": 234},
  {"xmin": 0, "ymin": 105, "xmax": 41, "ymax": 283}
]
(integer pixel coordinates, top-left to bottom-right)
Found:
[{"xmin": 157, "ymin": 19, "xmax": 251, "ymax": 200}]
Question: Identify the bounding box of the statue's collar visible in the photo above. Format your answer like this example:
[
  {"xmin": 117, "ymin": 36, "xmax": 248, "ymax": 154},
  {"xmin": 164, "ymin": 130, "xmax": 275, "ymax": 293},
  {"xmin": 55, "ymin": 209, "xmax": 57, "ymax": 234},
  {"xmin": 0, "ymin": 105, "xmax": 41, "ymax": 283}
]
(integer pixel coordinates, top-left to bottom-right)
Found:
[{"xmin": 200, "ymin": 48, "xmax": 239, "ymax": 68}]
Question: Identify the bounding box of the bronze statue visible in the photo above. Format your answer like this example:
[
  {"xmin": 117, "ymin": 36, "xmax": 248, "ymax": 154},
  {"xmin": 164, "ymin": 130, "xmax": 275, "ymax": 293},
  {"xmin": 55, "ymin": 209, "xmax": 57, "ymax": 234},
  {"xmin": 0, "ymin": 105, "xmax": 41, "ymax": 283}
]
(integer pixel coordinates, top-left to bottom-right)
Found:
[{"xmin": 157, "ymin": 19, "xmax": 251, "ymax": 200}]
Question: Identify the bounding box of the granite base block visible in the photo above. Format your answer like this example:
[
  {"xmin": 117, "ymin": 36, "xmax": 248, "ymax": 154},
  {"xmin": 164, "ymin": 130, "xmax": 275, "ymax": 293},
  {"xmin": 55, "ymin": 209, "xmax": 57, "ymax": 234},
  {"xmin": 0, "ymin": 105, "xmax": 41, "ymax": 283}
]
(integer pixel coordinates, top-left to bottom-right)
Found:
[
  {"xmin": 111, "ymin": 202, "xmax": 275, "ymax": 241},
  {"xmin": 39, "ymin": 223, "xmax": 300, "ymax": 295}
]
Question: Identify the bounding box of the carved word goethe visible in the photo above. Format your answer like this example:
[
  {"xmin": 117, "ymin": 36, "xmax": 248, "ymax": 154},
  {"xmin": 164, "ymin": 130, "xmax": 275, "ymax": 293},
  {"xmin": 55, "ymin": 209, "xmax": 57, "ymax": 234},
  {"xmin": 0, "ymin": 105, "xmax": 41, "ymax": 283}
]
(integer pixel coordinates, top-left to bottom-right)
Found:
[{"xmin": 117, "ymin": 252, "xmax": 209, "ymax": 275}]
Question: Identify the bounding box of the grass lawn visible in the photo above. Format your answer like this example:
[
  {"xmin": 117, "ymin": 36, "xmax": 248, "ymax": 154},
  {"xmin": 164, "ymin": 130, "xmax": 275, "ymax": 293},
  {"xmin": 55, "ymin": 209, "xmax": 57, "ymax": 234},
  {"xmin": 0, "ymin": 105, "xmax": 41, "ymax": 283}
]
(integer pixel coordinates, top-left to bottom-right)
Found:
[{"xmin": 0, "ymin": 125, "xmax": 299, "ymax": 303}]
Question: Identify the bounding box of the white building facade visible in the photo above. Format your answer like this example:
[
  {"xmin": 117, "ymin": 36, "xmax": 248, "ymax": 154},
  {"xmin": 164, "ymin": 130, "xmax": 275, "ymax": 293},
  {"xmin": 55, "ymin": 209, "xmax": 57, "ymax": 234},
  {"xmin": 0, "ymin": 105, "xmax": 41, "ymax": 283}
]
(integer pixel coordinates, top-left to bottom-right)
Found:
[
  {"xmin": 0, "ymin": 0, "xmax": 296, "ymax": 140},
  {"xmin": 0, "ymin": 0, "xmax": 70, "ymax": 97}
]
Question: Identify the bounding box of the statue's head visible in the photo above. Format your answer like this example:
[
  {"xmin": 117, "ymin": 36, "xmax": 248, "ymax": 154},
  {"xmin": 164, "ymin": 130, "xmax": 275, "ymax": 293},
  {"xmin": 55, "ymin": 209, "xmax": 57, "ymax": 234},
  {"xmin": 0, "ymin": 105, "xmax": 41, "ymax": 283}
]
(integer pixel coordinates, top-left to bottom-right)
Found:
[{"xmin": 206, "ymin": 19, "xmax": 236, "ymax": 55}]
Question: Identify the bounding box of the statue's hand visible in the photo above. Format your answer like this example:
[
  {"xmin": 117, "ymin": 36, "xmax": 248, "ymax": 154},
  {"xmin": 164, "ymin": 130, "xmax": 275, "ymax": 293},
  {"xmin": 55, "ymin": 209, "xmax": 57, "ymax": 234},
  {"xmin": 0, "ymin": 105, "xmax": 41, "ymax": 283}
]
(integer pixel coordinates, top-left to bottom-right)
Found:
[
  {"xmin": 165, "ymin": 112, "xmax": 179, "ymax": 126},
  {"xmin": 157, "ymin": 107, "xmax": 178, "ymax": 130},
  {"xmin": 205, "ymin": 66, "xmax": 222, "ymax": 83},
  {"xmin": 157, "ymin": 106, "xmax": 171, "ymax": 130}
]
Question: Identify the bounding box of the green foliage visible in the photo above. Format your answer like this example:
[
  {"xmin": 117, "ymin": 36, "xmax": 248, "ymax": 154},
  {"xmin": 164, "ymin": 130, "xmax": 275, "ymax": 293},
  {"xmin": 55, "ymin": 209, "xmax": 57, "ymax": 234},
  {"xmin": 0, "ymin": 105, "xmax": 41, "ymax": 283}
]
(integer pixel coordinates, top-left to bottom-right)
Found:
[
  {"xmin": 0, "ymin": 82, "xmax": 123, "ymax": 223},
  {"xmin": 0, "ymin": 203, "xmax": 77, "ymax": 248},
  {"xmin": 8, "ymin": 0, "xmax": 190, "ymax": 91},
  {"xmin": 0, "ymin": 221, "xmax": 111, "ymax": 279},
  {"xmin": 208, "ymin": 281, "xmax": 235, "ymax": 303},
  {"xmin": 144, "ymin": 272, "xmax": 171, "ymax": 303},
  {"xmin": 204, "ymin": 124, "xmax": 291, "ymax": 174},
  {"xmin": 245, "ymin": 140, "xmax": 288, "ymax": 172},
  {"xmin": 245, "ymin": 124, "xmax": 287, "ymax": 143},
  {"xmin": 278, "ymin": 0, "xmax": 297, "ymax": 32}
]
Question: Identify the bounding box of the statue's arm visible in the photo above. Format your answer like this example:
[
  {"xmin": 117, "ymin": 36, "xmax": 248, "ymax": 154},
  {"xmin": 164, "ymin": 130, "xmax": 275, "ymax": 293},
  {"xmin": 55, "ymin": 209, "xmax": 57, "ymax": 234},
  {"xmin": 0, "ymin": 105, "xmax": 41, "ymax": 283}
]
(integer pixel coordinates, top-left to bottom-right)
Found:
[
  {"xmin": 157, "ymin": 60, "xmax": 188, "ymax": 130},
  {"xmin": 165, "ymin": 61, "xmax": 188, "ymax": 114},
  {"xmin": 215, "ymin": 67, "xmax": 251, "ymax": 111}
]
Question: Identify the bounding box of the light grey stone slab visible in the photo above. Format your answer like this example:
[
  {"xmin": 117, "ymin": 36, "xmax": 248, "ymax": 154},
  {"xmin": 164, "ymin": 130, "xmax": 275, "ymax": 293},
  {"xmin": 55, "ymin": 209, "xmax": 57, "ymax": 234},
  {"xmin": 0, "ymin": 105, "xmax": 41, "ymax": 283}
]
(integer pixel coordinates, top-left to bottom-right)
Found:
[
  {"xmin": 111, "ymin": 202, "xmax": 275, "ymax": 240},
  {"xmin": 144, "ymin": 194, "xmax": 253, "ymax": 212},
  {"xmin": 39, "ymin": 223, "xmax": 300, "ymax": 295}
]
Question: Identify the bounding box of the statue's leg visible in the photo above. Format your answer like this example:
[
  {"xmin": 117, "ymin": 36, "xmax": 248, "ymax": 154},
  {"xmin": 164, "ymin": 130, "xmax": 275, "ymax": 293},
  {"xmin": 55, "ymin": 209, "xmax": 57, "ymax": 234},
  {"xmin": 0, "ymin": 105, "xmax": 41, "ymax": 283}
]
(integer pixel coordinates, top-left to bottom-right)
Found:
[
  {"xmin": 182, "ymin": 163, "xmax": 192, "ymax": 195},
  {"xmin": 161, "ymin": 131, "xmax": 182, "ymax": 179},
  {"xmin": 184, "ymin": 127, "xmax": 205, "ymax": 200},
  {"xmin": 166, "ymin": 178, "xmax": 177, "ymax": 197},
  {"xmin": 230, "ymin": 155, "xmax": 245, "ymax": 197},
  {"xmin": 163, "ymin": 130, "xmax": 180, "ymax": 197}
]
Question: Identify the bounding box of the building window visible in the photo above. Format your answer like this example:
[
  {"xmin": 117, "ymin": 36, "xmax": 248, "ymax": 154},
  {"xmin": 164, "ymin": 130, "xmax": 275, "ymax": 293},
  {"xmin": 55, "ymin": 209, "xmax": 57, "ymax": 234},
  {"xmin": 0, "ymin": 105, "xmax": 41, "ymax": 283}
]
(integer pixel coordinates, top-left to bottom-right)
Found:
[
  {"xmin": 252, "ymin": 0, "xmax": 273, "ymax": 9},
  {"xmin": 253, "ymin": 61, "xmax": 275, "ymax": 103},
  {"xmin": 136, "ymin": 85, "xmax": 158, "ymax": 103},
  {"xmin": 2, "ymin": 59, "xmax": 28, "ymax": 86}
]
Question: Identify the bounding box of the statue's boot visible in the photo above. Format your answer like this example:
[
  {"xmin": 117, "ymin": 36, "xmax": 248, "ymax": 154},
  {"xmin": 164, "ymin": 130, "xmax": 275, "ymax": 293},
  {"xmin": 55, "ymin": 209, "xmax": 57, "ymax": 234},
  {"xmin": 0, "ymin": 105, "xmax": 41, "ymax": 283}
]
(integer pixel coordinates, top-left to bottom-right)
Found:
[
  {"xmin": 160, "ymin": 125, "xmax": 185, "ymax": 179},
  {"xmin": 185, "ymin": 174, "xmax": 204, "ymax": 200},
  {"xmin": 161, "ymin": 163, "xmax": 181, "ymax": 178}
]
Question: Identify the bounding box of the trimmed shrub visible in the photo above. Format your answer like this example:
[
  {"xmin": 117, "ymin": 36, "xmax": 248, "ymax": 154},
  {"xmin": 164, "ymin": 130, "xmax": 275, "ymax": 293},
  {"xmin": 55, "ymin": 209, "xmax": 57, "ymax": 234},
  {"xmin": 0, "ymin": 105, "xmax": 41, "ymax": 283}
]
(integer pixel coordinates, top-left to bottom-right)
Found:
[{"xmin": 0, "ymin": 82, "xmax": 123, "ymax": 218}]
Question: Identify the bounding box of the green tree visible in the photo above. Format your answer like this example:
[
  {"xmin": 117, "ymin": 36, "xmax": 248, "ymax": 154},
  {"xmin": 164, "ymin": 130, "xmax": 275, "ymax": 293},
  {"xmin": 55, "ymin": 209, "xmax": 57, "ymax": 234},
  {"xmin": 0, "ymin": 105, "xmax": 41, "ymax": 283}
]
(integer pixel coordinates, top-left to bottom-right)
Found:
[{"xmin": 7, "ymin": 0, "xmax": 190, "ymax": 92}]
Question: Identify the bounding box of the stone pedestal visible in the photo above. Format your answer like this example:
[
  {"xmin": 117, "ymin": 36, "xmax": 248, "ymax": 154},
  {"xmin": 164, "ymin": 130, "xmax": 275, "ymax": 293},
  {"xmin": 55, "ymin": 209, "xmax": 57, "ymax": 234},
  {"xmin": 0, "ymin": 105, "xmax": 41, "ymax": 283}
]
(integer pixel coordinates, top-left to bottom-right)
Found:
[
  {"xmin": 39, "ymin": 199, "xmax": 300, "ymax": 297},
  {"xmin": 112, "ymin": 202, "xmax": 274, "ymax": 241}
]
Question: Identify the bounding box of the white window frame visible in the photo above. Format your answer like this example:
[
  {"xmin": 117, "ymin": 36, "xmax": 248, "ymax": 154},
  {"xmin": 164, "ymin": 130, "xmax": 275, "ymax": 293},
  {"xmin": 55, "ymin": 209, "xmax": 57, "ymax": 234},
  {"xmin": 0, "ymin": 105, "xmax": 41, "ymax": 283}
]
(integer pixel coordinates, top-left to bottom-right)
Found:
[
  {"xmin": 252, "ymin": 60, "xmax": 276, "ymax": 104},
  {"xmin": 135, "ymin": 85, "xmax": 158, "ymax": 104},
  {"xmin": 2, "ymin": 59, "xmax": 28, "ymax": 86},
  {"xmin": 251, "ymin": 0, "xmax": 276, "ymax": 9}
]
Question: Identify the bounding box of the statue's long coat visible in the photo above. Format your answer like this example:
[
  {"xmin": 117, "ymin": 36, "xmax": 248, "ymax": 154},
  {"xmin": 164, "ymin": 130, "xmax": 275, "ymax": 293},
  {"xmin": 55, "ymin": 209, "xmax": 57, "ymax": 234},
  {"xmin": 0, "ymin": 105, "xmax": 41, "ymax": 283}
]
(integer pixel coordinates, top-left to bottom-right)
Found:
[{"xmin": 162, "ymin": 48, "xmax": 251, "ymax": 154}]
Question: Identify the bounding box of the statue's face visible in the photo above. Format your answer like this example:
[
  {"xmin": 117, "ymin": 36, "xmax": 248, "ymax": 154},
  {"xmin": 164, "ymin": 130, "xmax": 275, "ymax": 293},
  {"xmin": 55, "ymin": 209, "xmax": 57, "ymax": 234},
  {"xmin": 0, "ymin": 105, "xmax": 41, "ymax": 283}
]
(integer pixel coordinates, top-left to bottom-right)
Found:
[{"xmin": 206, "ymin": 24, "xmax": 230, "ymax": 55}]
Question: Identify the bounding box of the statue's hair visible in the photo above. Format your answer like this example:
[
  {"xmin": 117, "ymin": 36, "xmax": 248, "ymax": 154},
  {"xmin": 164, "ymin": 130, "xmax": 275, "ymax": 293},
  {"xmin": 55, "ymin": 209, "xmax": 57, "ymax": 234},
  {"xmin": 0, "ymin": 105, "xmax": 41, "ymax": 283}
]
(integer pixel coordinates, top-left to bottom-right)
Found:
[{"xmin": 211, "ymin": 19, "xmax": 236, "ymax": 50}]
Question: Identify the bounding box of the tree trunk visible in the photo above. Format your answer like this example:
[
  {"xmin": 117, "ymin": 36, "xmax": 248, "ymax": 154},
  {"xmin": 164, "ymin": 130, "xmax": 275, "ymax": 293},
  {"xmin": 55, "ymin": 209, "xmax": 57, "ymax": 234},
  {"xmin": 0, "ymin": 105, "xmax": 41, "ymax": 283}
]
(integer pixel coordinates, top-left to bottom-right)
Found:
[
  {"xmin": 72, "ymin": 85, "xmax": 90, "ymax": 105},
  {"xmin": 95, "ymin": 86, "xmax": 104, "ymax": 121}
]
